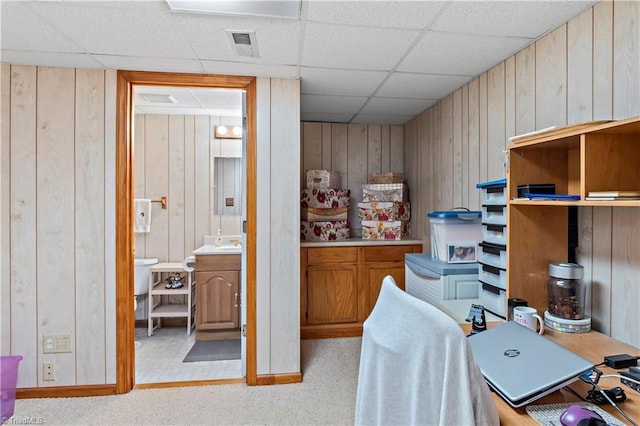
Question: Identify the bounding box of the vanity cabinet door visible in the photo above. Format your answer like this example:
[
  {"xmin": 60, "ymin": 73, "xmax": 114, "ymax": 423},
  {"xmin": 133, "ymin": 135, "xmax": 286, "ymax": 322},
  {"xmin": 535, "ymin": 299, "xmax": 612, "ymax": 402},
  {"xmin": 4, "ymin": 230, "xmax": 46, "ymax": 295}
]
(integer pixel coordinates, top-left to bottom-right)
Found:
[{"xmin": 196, "ymin": 270, "xmax": 240, "ymax": 331}]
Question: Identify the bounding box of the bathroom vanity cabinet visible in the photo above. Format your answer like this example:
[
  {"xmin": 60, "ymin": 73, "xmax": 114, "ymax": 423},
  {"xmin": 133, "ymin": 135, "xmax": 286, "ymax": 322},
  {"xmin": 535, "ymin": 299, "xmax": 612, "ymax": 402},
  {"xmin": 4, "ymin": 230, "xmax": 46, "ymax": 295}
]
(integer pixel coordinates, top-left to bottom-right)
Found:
[
  {"xmin": 300, "ymin": 241, "xmax": 422, "ymax": 338},
  {"xmin": 194, "ymin": 254, "xmax": 241, "ymax": 339}
]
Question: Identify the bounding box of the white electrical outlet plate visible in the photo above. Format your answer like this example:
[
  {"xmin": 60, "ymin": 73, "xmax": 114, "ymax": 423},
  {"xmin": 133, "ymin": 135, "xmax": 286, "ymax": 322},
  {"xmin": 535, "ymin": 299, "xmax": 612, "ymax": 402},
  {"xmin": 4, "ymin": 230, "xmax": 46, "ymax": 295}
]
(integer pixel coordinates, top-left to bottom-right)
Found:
[
  {"xmin": 43, "ymin": 333, "xmax": 73, "ymax": 353},
  {"xmin": 43, "ymin": 362, "xmax": 55, "ymax": 381}
]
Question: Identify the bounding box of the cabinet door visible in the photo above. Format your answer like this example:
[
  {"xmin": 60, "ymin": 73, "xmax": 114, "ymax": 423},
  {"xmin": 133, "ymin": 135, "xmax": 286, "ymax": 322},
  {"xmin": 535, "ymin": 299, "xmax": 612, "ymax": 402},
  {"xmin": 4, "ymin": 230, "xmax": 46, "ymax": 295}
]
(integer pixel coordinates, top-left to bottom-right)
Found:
[
  {"xmin": 307, "ymin": 264, "xmax": 358, "ymax": 325},
  {"xmin": 196, "ymin": 271, "xmax": 240, "ymax": 331},
  {"xmin": 365, "ymin": 264, "xmax": 406, "ymax": 314}
]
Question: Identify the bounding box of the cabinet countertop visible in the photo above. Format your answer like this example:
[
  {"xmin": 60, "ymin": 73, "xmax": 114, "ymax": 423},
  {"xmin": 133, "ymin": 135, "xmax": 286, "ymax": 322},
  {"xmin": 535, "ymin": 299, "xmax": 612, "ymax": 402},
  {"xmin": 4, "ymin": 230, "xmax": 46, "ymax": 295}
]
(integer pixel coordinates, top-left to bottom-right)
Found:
[{"xmin": 301, "ymin": 237, "xmax": 423, "ymax": 248}]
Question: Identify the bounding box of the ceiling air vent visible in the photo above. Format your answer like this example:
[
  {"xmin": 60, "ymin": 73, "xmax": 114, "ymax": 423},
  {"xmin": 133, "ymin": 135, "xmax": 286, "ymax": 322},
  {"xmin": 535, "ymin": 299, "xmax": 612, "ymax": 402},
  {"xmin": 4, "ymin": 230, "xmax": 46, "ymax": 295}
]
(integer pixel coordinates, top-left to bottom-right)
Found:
[{"xmin": 226, "ymin": 30, "xmax": 259, "ymax": 58}]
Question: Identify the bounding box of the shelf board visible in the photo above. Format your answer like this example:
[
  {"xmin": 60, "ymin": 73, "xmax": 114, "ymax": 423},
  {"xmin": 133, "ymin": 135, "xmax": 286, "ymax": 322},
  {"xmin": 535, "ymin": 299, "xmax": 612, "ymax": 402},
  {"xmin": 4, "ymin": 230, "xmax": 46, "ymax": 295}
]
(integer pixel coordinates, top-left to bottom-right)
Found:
[
  {"xmin": 510, "ymin": 199, "xmax": 640, "ymax": 207},
  {"xmin": 149, "ymin": 304, "xmax": 189, "ymax": 317},
  {"xmin": 149, "ymin": 287, "xmax": 190, "ymax": 295}
]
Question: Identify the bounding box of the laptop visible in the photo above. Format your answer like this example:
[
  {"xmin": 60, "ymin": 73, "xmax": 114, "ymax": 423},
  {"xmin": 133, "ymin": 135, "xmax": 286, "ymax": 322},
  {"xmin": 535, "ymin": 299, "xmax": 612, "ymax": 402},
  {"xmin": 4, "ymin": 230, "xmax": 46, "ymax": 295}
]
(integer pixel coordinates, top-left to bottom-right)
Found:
[{"xmin": 467, "ymin": 321, "xmax": 594, "ymax": 407}]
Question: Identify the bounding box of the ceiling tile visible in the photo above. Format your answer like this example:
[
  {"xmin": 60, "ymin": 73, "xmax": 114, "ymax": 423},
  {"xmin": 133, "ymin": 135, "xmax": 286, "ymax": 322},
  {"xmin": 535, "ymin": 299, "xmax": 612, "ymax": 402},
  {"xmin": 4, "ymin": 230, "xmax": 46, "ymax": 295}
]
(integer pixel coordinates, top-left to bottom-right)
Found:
[
  {"xmin": 360, "ymin": 97, "xmax": 437, "ymax": 116},
  {"xmin": 30, "ymin": 2, "xmax": 195, "ymax": 59},
  {"xmin": 1, "ymin": 50, "xmax": 104, "ymax": 69},
  {"xmin": 305, "ymin": 1, "xmax": 447, "ymax": 29},
  {"xmin": 0, "ymin": 2, "xmax": 84, "ymax": 53},
  {"xmin": 301, "ymin": 94, "xmax": 368, "ymax": 114},
  {"xmin": 301, "ymin": 22, "xmax": 419, "ymax": 70},
  {"xmin": 351, "ymin": 113, "xmax": 414, "ymax": 125},
  {"xmin": 377, "ymin": 73, "xmax": 472, "ymax": 99},
  {"xmin": 94, "ymin": 55, "xmax": 205, "ymax": 74},
  {"xmin": 300, "ymin": 67, "xmax": 388, "ymax": 96},
  {"xmin": 431, "ymin": 1, "xmax": 595, "ymax": 38},
  {"xmin": 200, "ymin": 61, "xmax": 298, "ymax": 78},
  {"xmin": 398, "ymin": 31, "xmax": 531, "ymax": 75}
]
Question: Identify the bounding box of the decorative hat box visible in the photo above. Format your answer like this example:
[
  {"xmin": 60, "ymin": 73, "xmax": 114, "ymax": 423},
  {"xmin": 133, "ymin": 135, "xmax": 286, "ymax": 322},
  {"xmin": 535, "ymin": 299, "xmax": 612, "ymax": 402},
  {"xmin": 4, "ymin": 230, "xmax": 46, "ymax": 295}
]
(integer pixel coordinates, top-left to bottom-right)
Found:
[
  {"xmin": 301, "ymin": 188, "xmax": 350, "ymax": 209},
  {"xmin": 362, "ymin": 183, "xmax": 408, "ymax": 202},
  {"xmin": 301, "ymin": 221, "xmax": 350, "ymax": 241},
  {"xmin": 357, "ymin": 202, "xmax": 410, "ymax": 221},
  {"xmin": 361, "ymin": 220, "xmax": 409, "ymax": 240},
  {"xmin": 305, "ymin": 170, "xmax": 341, "ymax": 190},
  {"xmin": 367, "ymin": 172, "xmax": 404, "ymax": 184},
  {"xmin": 301, "ymin": 207, "xmax": 348, "ymax": 221}
]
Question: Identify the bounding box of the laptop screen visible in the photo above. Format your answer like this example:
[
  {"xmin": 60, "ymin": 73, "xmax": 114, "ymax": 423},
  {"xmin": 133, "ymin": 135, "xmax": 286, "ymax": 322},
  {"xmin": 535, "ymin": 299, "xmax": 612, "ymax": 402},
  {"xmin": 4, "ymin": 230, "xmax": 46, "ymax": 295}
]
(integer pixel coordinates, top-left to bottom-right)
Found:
[{"xmin": 467, "ymin": 321, "xmax": 594, "ymax": 407}]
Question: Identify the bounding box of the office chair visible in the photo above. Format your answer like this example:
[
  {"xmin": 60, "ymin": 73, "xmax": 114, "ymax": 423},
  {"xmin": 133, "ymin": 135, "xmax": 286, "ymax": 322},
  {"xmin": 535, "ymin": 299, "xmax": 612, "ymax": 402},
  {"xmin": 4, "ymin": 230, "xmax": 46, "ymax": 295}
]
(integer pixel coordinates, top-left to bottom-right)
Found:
[{"xmin": 354, "ymin": 276, "xmax": 499, "ymax": 426}]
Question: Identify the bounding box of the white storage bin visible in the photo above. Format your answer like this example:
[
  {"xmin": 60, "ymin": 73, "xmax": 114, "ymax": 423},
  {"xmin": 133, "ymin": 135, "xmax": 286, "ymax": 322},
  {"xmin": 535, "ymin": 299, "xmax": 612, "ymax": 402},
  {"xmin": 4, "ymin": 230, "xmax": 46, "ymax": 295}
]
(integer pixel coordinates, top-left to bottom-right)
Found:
[
  {"xmin": 481, "ymin": 204, "xmax": 507, "ymax": 225},
  {"xmin": 479, "ymin": 281, "xmax": 506, "ymax": 318},
  {"xmin": 478, "ymin": 262, "xmax": 507, "ymax": 290},
  {"xmin": 405, "ymin": 254, "xmax": 479, "ymax": 305},
  {"xmin": 478, "ymin": 242, "xmax": 507, "ymax": 269},
  {"xmin": 476, "ymin": 178, "xmax": 507, "ymax": 206},
  {"xmin": 428, "ymin": 210, "xmax": 482, "ymax": 263},
  {"xmin": 482, "ymin": 223, "xmax": 507, "ymax": 245}
]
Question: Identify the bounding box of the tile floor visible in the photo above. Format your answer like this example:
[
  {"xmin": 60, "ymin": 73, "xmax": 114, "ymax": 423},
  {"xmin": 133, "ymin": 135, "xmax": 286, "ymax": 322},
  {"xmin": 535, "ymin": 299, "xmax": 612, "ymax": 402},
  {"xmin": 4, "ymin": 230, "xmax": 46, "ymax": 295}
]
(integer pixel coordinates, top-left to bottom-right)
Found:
[{"xmin": 135, "ymin": 326, "xmax": 242, "ymax": 384}]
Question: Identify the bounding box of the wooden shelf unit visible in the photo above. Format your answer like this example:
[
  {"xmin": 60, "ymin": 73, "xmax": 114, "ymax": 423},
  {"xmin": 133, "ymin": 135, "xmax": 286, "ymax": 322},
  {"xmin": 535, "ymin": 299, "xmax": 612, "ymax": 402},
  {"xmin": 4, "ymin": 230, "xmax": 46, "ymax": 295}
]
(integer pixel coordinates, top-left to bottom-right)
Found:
[
  {"xmin": 506, "ymin": 116, "xmax": 640, "ymax": 315},
  {"xmin": 147, "ymin": 262, "xmax": 195, "ymax": 336}
]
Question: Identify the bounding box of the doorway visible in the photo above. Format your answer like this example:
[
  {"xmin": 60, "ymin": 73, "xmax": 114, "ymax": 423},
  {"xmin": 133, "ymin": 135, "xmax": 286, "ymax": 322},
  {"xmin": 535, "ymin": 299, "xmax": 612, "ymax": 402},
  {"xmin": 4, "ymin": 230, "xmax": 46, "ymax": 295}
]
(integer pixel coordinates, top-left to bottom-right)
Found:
[{"xmin": 115, "ymin": 71, "xmax": 257, "ymax": 393}]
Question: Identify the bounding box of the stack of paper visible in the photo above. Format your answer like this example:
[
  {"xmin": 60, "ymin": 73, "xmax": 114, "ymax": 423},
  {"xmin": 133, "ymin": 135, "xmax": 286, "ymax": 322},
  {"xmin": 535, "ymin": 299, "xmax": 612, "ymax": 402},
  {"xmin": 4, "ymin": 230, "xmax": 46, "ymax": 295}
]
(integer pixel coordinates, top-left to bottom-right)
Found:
[{"xmin": 585, "ymin": 191, "xmax": 640, "ymax": 201}]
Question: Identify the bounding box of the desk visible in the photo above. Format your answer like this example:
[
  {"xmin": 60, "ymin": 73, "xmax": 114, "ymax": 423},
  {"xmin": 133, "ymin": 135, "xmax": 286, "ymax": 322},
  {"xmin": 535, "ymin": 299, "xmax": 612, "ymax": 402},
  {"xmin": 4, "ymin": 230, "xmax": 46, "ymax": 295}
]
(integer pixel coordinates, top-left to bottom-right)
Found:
[
  {"xmin": 437, "ymin": 298, "xmax": 504, "ymax": 324},
  {"xmin": 460, "ymin": 323, "xmax": 640, "ymax": 424}
]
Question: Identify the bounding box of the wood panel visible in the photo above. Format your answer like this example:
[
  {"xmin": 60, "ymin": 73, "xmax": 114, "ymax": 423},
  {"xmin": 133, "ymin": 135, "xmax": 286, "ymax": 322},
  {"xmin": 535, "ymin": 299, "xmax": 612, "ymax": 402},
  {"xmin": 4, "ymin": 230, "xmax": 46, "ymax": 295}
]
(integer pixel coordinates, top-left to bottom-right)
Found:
[
  {"xmin": 593, "ymin": 1, "xmax": 613, "ymax": 120},
  {"xmin": 461, "ymin": 86, "xmax": 470, "ymax": 208},
  {"xmin": 589, "ymin": 207, "xmax": 612, "ymax": 335},
  {"xmin": 168, "ymin": 115, "xmax": 186, "ymax": 261},
  {"xmin": 347, "ymin": 124, "xmax": 368, "ymax": 229},
  {"xmin": 467, "ymin": 78, "xmax": 480, "ymax": 210},
  {"xmin": 440, "ymin": 95, "xmax": 453, "ymax": 210},
  {"xmin": 75, "ymin": 68, "xmax": 107, "ymax": 384},
  {"xmin": 331, "ymin": 124, "xmax": 348, "ymax": 188},
  {"xmin": 9, "ymin": 65, "xmax": 38, "ymax": 387},
  {"xmin": 0, "ymin": 63, "xmax": 10, "ymax": 355},
  {"xmin": 452, "ymin": 89, "xmax": 463, "ymax": 208},
  {"xmin": 535, "ymin": 25, "xmax": 568, "ymax": 128},
  {"xmin": 367, "ymin": 124, "xmax": 381, "ymax": 175},
  {"xmin": 567, "ymin": 7, "xmax": 593, "ymax": 124},
  {"xmin": 515, "ymin": 44, "xmax": 536, "ymax": 134},
  {"xmin": 37, "ymin": 67, "xmax": 76, "ymax": 386},
  {"xmin": 389, "ymin": 125, "xmax": 403, "ymax": 173},
  {"xmin": 194, "ymin": 116, "xmax": 210, "ymax": 248},
  {"xmin": 504, "ymin": 56, "xmax": 516, "ymax": 142},
  {"xmin": 478, "ymin": 74, "xmax": 488, "ymax": 184},
  {"xmin": 321, "ymin": 123, "xmax": 332, "ymax": 170},
  {"xmin": 613, "ymin": 0, "xmax": 640, "ymax": 119},
  {"xmin": 487, "ymin": 62, "xmax": 506, "ymax": 181},
  {"xmin": 268, "ymin": 78, "xmax": 300, "ymax": 374},
  {"xmin": 183, "ymin": 116, "xmax": 196, "ymax": 254}
]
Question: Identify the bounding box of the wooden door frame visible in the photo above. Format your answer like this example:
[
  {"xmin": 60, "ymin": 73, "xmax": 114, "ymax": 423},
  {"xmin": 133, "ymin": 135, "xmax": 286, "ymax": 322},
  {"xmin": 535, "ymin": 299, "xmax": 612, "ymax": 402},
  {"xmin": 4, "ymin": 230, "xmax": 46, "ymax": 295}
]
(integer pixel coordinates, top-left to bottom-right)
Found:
[{"xmin": 115, "ymin": 71, "xmax": 257, "ymax": 393}]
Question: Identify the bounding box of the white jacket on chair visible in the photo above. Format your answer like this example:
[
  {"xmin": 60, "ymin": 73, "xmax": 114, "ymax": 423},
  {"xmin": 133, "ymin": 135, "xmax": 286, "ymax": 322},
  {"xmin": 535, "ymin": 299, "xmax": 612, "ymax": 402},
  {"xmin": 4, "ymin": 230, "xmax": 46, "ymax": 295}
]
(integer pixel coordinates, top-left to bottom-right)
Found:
[{"xmin": 354, "ymin": 276, "xmax": 499, "ymax": 426}]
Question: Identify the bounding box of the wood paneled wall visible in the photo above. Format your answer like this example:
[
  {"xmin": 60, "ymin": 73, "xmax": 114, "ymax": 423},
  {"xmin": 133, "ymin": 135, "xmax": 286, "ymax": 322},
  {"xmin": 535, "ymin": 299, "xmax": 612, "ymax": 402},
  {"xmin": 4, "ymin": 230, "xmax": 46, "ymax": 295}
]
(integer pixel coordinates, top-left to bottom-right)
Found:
[
  {"xmin": 404, "ymin": 1, "xmax": 640, "ymax": 346},
  {"xmin": 300, "ymin": 123, "xmax": 404, "ymax": 233},
  {"xmin": 1, "ymin": 66, "xmax": 116, "ymax": 387}
]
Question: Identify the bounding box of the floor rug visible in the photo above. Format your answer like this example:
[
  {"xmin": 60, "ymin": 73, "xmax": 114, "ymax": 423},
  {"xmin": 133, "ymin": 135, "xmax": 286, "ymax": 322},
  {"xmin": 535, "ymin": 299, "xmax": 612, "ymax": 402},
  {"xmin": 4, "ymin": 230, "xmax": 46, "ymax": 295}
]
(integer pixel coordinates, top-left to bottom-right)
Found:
[{"xmin": 182, "ymin": 339, "xmax": 241, "ymax": 362}]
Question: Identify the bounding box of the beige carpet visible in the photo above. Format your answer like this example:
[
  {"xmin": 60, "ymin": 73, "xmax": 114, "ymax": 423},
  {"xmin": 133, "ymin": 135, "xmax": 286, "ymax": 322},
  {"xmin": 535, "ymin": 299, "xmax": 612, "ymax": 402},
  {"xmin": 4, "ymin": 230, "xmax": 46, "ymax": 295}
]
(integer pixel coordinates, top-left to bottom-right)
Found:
[{"xmin": 14, "ymin": 337, "xmax": 362, "ymax": 425}]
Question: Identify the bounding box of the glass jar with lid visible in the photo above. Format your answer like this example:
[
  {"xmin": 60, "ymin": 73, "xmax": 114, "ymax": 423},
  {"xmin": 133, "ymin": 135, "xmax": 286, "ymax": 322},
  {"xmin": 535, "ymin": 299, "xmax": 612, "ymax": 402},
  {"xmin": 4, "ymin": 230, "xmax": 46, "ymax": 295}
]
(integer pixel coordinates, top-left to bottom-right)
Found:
[{"xmin": 547, "ymin": 263, "xmax": 585, "ymax": 320}]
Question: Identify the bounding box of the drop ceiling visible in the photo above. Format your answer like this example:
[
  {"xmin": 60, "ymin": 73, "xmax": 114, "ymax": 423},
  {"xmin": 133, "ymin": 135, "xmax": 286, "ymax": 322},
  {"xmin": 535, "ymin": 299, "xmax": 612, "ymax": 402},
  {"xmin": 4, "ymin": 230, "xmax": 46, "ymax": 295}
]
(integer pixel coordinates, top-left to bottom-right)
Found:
[{"xmin": 1, "ymin": 0, "xmax": 596, "ymax": 124}]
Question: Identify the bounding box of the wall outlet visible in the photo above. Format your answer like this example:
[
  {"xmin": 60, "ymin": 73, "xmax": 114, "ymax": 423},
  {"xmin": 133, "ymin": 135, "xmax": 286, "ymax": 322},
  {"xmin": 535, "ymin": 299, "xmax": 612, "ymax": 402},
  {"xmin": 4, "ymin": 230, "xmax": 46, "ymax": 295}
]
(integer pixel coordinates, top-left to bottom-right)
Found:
[
  {"xmin": 43, "ymin": 333, "xmax": 73, "ymax": 353},
  {"xmin": 43, "ymin": 362, "xmax": 56, "ymax": 381}
]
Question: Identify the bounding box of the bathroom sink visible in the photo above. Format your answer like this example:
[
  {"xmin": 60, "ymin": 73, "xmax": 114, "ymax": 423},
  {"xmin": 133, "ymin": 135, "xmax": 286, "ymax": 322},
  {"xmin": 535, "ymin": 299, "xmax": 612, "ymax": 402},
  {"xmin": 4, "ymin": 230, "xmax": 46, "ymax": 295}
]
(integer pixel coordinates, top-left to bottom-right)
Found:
[{"xmin": 193, "ymin": 244, "xmax": 242, "ymax": 255}]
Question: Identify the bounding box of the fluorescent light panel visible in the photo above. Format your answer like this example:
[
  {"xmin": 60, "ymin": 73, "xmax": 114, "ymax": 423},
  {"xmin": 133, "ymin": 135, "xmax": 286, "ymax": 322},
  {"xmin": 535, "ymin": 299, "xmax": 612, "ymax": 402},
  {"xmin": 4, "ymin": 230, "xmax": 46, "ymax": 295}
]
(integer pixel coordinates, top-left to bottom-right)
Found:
[{"xmin": 166, "ymin": 1, "xmax": 301, "ymax": 19}]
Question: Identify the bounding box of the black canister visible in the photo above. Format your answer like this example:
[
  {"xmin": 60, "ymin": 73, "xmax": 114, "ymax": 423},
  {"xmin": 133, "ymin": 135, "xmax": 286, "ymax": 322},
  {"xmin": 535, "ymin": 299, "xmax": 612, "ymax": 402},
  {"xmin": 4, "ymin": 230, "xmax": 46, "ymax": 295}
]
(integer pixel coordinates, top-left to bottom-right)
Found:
[{"xmin": 547, "ymin": 263, "xmax": 585, "ymax": 320}]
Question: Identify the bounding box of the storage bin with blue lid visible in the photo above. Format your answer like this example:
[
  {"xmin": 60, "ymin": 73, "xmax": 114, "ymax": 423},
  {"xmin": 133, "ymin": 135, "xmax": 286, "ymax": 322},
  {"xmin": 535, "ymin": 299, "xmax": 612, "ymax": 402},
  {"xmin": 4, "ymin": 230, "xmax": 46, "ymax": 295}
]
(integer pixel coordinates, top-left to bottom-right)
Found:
[
  {"xmin": 476, "ymin": 178, "xmax": 507, "ymax": 205},
  {"xmin": 427, "ymin": 210, "xmax": 482, "ymax": 263}
]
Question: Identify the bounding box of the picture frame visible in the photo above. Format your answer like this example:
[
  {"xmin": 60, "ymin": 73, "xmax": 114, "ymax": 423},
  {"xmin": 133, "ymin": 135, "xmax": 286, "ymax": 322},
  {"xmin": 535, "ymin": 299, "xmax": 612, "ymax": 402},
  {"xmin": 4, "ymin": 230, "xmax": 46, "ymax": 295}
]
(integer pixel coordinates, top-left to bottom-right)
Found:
[{"xmin": 447, "ymin": 241, "xmax": 477, "ymax": 263}]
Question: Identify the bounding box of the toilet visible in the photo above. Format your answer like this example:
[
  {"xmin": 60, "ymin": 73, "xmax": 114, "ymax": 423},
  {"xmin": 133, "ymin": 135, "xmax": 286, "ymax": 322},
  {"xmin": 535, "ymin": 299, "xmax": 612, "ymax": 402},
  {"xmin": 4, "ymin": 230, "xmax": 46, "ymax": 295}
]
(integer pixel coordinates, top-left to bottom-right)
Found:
[{"xmin": 134, "ymin": 258, "xmax": 159, "ymax": 311}]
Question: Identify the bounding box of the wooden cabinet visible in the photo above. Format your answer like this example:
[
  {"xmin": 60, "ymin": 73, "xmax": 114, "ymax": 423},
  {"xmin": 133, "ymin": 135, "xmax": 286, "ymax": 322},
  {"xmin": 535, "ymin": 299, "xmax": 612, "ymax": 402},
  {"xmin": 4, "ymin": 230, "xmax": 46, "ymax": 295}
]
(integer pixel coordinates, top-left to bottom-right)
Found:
[
  {"xmin": 196, "ymin": 270, "xmax": 239, "ymax": 331},
  {"xmin": 507, "ymin": 117, "xmax": 640, "ymax": 315},
  {"xmin": 301, "ymin": 242, "xmax": 422, "ymax": 338},
  {"xmin": 195, "ymin": 254, "xmax": 241, "ymax": 338}
]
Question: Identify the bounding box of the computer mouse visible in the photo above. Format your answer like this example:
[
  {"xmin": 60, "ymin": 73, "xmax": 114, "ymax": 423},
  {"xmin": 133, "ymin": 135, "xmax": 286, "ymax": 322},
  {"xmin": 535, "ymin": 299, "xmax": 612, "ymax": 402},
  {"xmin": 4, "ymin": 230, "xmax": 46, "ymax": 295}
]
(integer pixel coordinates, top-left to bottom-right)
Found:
[{"xmin": 560, "ymin": 405, "xmax": 605, "ymax": 426}]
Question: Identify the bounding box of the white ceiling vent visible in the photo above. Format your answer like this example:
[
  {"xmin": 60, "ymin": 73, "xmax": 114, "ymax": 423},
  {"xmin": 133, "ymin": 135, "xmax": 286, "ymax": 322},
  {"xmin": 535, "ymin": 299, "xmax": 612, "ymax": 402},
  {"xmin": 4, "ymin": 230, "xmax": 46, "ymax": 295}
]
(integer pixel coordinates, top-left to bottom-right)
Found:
[
  {"xmin": 141, "ymin": 94, "xmax": 177, "ymax": 104},
  {"xmin": 226, "ymin": 30, "xmax": 259, "ymax": 58}
]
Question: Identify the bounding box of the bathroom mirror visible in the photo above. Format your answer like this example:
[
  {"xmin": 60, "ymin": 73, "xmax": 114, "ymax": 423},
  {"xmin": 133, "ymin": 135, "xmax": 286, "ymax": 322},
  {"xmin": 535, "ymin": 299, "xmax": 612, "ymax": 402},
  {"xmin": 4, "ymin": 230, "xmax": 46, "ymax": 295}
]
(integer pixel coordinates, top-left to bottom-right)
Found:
[{"xmin": 214, "ymin": 156, "xmax": 243, "ymax": 216}]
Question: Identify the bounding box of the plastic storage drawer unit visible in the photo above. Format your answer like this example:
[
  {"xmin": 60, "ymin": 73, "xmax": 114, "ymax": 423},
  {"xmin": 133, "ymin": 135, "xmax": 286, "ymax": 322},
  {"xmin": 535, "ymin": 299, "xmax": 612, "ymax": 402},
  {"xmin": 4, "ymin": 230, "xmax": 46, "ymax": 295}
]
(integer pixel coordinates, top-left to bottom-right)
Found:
[{"xmin": 476, "ymin": 178, "xmax": 507, "ymax": 205}]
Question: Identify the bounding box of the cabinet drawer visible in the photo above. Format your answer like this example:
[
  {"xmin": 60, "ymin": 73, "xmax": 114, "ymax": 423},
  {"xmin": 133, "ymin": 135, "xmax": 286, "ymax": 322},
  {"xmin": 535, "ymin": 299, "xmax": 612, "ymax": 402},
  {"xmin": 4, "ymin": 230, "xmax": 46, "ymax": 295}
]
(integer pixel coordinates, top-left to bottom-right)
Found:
[
  {"xmin": 195, "ymin": 254, "xmax": 241, "ymax": 271},
  {"xmin": 307, "ymin": 247, "xmax": 358, "ymax": 264},
  {"xmin": 364, "ymin": 245, "xmax": 418, "ymax": 263}
]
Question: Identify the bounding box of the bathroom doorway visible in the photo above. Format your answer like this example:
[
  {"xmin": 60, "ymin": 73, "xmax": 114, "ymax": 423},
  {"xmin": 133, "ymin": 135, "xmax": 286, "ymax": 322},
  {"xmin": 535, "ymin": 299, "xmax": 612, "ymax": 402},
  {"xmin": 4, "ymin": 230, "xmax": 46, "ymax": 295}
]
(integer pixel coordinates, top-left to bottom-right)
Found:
[
  {"xmin": 131, "ymin": 84, "xmax": 247, "ymax": 385},
  {"xmin": 115, "ymin": 71, "xmax": 257, "ymax": 394}
]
